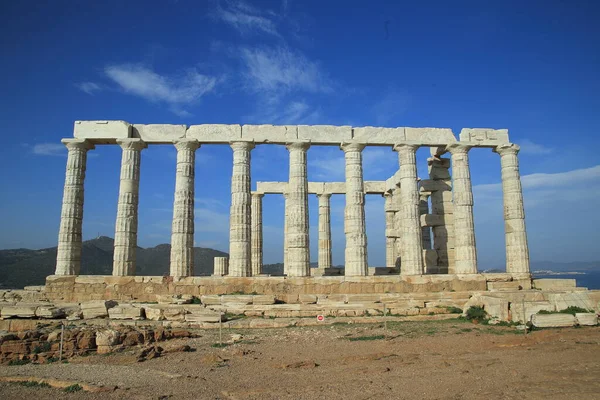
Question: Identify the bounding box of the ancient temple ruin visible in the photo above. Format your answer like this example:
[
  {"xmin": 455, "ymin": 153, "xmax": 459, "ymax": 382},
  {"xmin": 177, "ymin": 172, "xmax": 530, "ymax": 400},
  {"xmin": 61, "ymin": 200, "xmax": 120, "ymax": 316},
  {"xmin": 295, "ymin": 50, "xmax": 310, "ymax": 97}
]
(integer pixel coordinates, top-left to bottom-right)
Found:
[{"xmin": 47, "ymin": 121, "xmax": 532, "ymax": 300}]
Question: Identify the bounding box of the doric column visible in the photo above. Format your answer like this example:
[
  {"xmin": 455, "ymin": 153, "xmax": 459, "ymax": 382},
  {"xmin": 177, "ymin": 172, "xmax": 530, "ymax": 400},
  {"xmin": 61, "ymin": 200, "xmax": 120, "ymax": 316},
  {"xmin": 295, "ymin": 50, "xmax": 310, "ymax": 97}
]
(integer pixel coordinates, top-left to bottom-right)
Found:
[
  {"xmin": 341, "ymin": 142, "xmax": 368, "ymax": 276},
  {"xmin": 317, "ymin": 193, "xmax": 332, "ymax": 269},
  {"xmin": 447, "ymin": 144, "xmax": 478, "ymax": 274},
  {"xmin": 213, "ymin": 257, "xmax": 229, "ymax": 276},
  {"xmin": 283, "ymin": 191, "xmax": 289, "ymax": 275},
  {"xmin": 112, "ymin": 139, "xmax": 146, "ymax": 276},
  {"xmin": 384, "ymin": 192, "xmax": 396, "ymax": 269},
  {"xmin": 251, "ymin": 192, "xmax": 264, "ymax": 276},
  {"xmin": 170, "ymin": 139, "xmax": 200, "ymax": 277},
  {"xmin": 494, "ymin": 144, "xmax": 530, "ymax": 275},
  {"xmin": 394, "ymin": 144, "xmax": 424, "ymax": 275},
  {"xmin": 229, "ymin": 141, "xmax": 254, "ymax": 277},
  {"xmin": 55, "ymin": 139, "xmax": 94, "ymax": 275},
  {"xmin": 419, "ymin": 192, "xmax": 432, "ymax": 250},
  {"xmin": 286, "ymin": 142, "xmax": 311, "ymax": 277}
]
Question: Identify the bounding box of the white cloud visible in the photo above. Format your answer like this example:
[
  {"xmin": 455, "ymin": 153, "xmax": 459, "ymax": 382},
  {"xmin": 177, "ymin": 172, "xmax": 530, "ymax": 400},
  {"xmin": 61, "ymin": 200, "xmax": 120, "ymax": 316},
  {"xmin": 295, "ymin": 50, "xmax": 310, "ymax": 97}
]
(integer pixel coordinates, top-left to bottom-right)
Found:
[
  {"xmin": 32, "ymin": 143, "xmax": 66, "ymax": 156},
  {"xmin": 240, "ymin": 46, "xmax": 331, "ymax": 94},
  {"xmin": 104, "ymin": 64, "xmax": 219, "ymax": 116},
  {"xmin": 371, "ymin": 89, "xmax": 410, "ymax": 125},
  {"xmin": 76, "ymin": 82, "xmax": 102, "ymax": 95},
  {"xmin": 213, "ymin": 0, "xmax": 281, "ymax": 37},
  {"xmin": 519, "ymin": 139, "xmax": 554, "ymax": 155}
]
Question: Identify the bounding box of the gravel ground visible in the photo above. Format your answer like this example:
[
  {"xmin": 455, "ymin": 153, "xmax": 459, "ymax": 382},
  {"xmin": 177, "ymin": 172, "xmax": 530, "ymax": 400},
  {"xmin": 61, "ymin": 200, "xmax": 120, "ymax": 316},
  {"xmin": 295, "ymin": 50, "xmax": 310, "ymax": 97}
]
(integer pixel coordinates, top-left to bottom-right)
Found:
[{"xmin": 1, "ymin": 319, "xmax": 599, "ymax": 399}]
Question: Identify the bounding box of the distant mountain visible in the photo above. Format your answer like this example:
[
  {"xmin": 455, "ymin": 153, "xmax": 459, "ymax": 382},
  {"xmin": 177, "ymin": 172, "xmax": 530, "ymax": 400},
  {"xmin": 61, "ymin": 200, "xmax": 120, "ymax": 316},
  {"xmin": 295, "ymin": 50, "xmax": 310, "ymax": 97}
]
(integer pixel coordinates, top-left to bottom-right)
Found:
[{"xmin": 0, "ymin": 236, "xmax": 228, "ymax": 289}]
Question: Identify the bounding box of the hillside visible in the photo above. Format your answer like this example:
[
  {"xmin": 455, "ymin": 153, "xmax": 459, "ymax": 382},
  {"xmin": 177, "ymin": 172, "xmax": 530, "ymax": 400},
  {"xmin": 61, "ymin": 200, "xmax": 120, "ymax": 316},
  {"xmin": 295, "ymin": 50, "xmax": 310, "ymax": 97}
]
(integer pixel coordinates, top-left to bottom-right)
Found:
[{"xmin": 0, "ymin": 236, "xmax": 228, "ymax": 289}]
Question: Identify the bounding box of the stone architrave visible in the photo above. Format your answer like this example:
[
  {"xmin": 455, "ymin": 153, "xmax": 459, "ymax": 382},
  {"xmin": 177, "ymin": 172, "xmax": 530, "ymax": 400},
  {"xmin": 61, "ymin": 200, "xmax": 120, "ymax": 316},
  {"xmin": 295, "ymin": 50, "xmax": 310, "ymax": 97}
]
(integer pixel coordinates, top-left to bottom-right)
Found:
[
  {"xmin": 394, "ymin": 144, "xmax": 424, "ymax": 275},
  {"xmin": 447, "ymin": 144, "xmax": 478, "ymax": 274},
  {"xmin": 112, "ymin": 139, "xmax": 147, "ymax": 276},
  {"xmin": 229, "ymin": 141, "xmax": 255, "ymax": 277},
  {"xmin": 285, "ymin": 142, "xmax": 311, "ymax": 277},
  {"xmin": 341, "ymin": 142, "xmax": 368, "ymax": 276},
  {"xmin": 494, "ymin": 144, "xmax": 530, "ymax": 274},
  {"xmin": 170, "ymin": 139, "xmax": 200, "ymax": 277},
  {"xmin": 384, "ymin": 193, "xmax": 396, "ymax": 269},
  {"xmin": 251, "ymin": 192, "xmax": 264, "ymax": 276},
  {"xmin": 55, "ymin": 139, "xmax": 95, "ymax": 275},
  {"xmin": 317, "ymin": 193, "xmax": 332, "ymax": 269}
]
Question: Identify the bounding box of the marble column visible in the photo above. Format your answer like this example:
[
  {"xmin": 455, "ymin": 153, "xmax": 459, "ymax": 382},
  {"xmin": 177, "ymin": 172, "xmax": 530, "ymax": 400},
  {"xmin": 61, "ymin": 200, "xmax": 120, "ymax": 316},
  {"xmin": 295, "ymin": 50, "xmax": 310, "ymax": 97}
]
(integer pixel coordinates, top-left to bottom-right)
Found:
[
  {"xmin": 283, "ymin": 192, "xmax": 289, "ymax": 275},
  {"xmin": 229, "ymin": 141, "xmax": 254, "ymax": 277},
  {"xmin": 55, "ymin": 139, "xmax": 94, "ymax": 275},
  {"xmin": 317, "ymin": 193, "xmax": 332, "ymax": 269},
  {"xmin": 112, "ymin": 139, "xmax": 146, "ymax": 276},
  {"xmin": 251, "ymin": 192, "xmax": 264, "ymax": 276},
  {"xmin": 384, "ymin": 192, "xmax": 396, "ymax": 269},
  {"xmin": 494, "ymin": 144, "xmax": 530, "ymax": 275},
  {"xmin": 419, "ymin": 192, "xmax": 432, "ymax": 250},
  {"xmin": 447, "ymin": 144, "xmax": 478, "ymax": 274},
  {"xmin": 170, "ymin": 139, "xmax": 200, "ymax": 277},
  {"xmin": 286, "ymin": 142, "xmax": 310, "ymax": 277},
  {"xmin": 341, "ymin": 142, "xmax": 368, "ymax": 276},
  {"xmin": 394, "ymin": 144, "xmax": 424, "ymax": 275}
]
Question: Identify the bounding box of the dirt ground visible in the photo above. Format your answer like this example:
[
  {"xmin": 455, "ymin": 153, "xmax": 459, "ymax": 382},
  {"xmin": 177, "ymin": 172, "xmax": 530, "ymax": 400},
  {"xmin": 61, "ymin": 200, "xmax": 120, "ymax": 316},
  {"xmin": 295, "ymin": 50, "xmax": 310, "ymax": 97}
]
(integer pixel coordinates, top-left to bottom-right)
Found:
[{"xmin": 0, "ymin": 319, "xmax": 599, "ymax": 399}]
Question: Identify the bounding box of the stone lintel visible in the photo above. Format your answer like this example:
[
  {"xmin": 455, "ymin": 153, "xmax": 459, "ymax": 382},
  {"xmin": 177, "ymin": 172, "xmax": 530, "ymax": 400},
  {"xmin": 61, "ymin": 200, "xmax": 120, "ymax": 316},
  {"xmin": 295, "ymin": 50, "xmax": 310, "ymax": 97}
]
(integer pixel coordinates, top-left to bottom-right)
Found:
[
  {"xmin": 256, "ymin": 181, "xmax": 388, "ymax": 195},
  {"xmin": 459, "ymin": 128, "xmax": 510, "ymax": 147},
  {"xmin": 132, "ymin": 124, "xmax": 186, "ymax": 142},
  {"xmin": 74, "ymin": 120, "xmax": 131, "ymax": 142}
]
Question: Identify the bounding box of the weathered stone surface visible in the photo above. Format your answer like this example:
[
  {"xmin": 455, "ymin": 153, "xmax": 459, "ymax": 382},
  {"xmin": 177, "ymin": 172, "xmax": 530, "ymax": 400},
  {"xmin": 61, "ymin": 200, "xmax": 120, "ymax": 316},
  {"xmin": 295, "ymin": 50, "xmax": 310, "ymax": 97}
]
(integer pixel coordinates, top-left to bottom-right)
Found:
[
  {"xmin": 96, "ymin": 328, "xmax": 122, "ymax": 354},
  {"xmin": 144, "ymin": 305, "xmax": 165, "ymax": 321},
  {"xmin": 352, "ymin": 127, "xmax": 405, "ymax": 144},
  {"xmin": 213, "ymin": 257, "xmax": 229, "ymax": 276},
  {"xmin": 575, "ymin": 313, "xmax": 598, "ymax": 326},
  {"xmin": 298, "ymin": 125, "xmax": 352, "ymax": 142},
  {"xmin": 459, "ymin": 128, "xmax": 509, "ymax": 145},
  {"xmin": 229, "ymin": 141, "xmax": 253, "ymax": 277},
  {"xmin": 243, "ymin": 124, "xmax": 296, "ymax": 142},
  {"xmin": 156, "ymin": 294, "xmax": 193, "ymax": 305},
  {"xmin": 132, "ymin": 124, "xmax": 186, "ymax": 143},
  {"xmin": 80, "ymin": 300, "xmax": 117, "ymax": 319},
  {"xmin": 547, "ymin": 292, "xmax": 595, "ymax": 312},
  {"xmin": 35, "ymin": 305, "xmax": 66, "ymax": 319},
  {"xmin": 531, "ymin": 313, "xmax": 576, "ymax": 328},
  {"xmin": 0, "ymin": 304, "xmax": 39, "ymax": 318},
  {"xmin": 108, "ymin": 305, "xmax": 144, "ymax": 320},
  {"xmin": 532, "ymin": 279, "xmax": 577, "ymax": 290},
  {"xmin": 251, "ymin": 192, "xmax": 264, "ymax": 276},
  {"xmin": 509, "ymin": 300, "xmax": 553, "ymax": 323},
  {"xmin": 200, "ymin": 295, "xmax": 222, "ymax": 305},
  {"xmin": 462, "ymin": 295, "xmax": 509, "ymax": 321},
  {"xmin": 221, "ymin": 295, "xmax": 254, "ymax": 305},
  {"xmin": 186, "ymin": 124, "xmax": 242, "ymax": 142},
  {"xmin": 185, "ymin": 311, "xmax": 223, "ymax": 323},
  {"xmin": 252, "ymin": 295, "xmax": 276, "ymax": 305},
  {"xmin": 74, "ymin": 120, "xmax": 131, "ymax": 139}
]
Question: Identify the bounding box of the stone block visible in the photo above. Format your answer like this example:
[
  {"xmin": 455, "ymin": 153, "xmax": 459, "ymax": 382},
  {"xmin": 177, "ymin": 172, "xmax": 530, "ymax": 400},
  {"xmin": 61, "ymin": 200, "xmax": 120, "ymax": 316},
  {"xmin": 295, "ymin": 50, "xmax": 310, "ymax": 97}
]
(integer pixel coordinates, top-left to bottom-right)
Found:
[
  {"xmin": 252, "ymin": 295, "xmax": 276, "ymax": 305},
  {"xmin": 531, "ymin": 313, "xmax": 576, "ymax": 328},
  {"xmin": 459, "ymin": 128, "xmax": 509, "ymax": 145},
  {"xmin": 322, "ymin": 182, "xmax": 346, "ymax": 194},
  {"xmin": 487, "ymin": 281, "xmax": 526, "ymax": 291},
  {"xmin": 462, "ymin": 295, "xmax": 509, "ymax": 321},
  {"xmin": 352, "ymin": 127, "xmax": 405, "ymax": 144},
  {"xmin": 419, "ymin": 179, "xmax": 451, "ymax": 192},
  {"xmin": 256, "ymin": 181, "xmax": 287, "ymax": 194},
  {"xmin": 35, "ymin": 305, "xmax": 66, "ymax": 319},
  {"xmin": 162, "ymin": 305, "xmax": 187, "ymax": 321},
  {"xmin": 186, "ymin": 124, "xmax": 242, "ymax": 142},
  {"xmin": 423, "ymin": 249, "xmax": 438, "ymax": 268},
  {"xmin": 221, "ymin": 295, "xmax": 254, "ymax": 305},
  {"xmin": 156, "ymin": 294, "xmax": 193, "ymax": 304},
  {"xmin": 185, "ymin": 311, "xmax": 224, "ymax": 323},
  {"xmin": 509, "ymin": 301, "xmax": 553, "ymax": 323},
  {"xmin": 363, "ymin": 181, "xmax": 386, "ymax": 194},
  {"xmin": 80, "ymin": 300, "xmax": 117, "ymax": 319},
  {"xmin": 0, "ymin": 303, "xmax": 38, "ymax": 318},
  {"xmin": 317, "ymin": 294, "xmax": 347, "ymax": 304},
  {"xmin": 144, "ymin": 305, "xmax": 165, "ymax": 321},
  {"xmin": 547, "ymin": 292, "xmax": 595, "ymax": 312},
  {"xmin": 532, "ymin": 279, "xmax": 577, "ymax": 290},
  {"xmin": 298, "ymin": 125, "xmax": 352, "ymax": 142},
  {"xmin": 200, "ymin": 295, "xmax": 222, "ymax": 305},
  {"xmin": 132, "ymin": 124, "xmax": 186, "ymax": 142},
  {"xmin": 420, "ymin": 214, "xmax": 451, "ymax": 227},
  {"xmin": 74, "ymin": 120, "xmax": 131, "ymax": 140},
  {"xmin": 243, "ymin": 124, "xmax": 296, "ymax": 143},
  {"xmin": 405, "ymin": 127, "xmax": 456, "ymax": 144},
  {"xmin": 298, "ymin": 294, "xmax": 317, "ymax": 304},
  {"xmin": 108, "ymin": 305, "xmax": 144, "ymax": 320},
  {"xmin": 575, "ymin": 313, "xmax": 598, "ymax": 326}
]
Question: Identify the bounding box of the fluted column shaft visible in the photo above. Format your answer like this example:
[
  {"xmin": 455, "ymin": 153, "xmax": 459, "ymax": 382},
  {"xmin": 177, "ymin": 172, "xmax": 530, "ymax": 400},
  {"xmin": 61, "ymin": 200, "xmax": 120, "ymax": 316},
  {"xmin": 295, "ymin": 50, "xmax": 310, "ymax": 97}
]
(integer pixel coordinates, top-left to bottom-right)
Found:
[
  {"xmin": 419, "ymin": 192, "xmax": 432, "ymax": 250},
  {"xmin": 317, "ymin": 193, "xmax": 332, "ymax": 269},
  {"xmin": 229, "ymin": 141, "xmax": 254, "ymax": 277},
  {"xmin": 342, "ymin": 142, "xmax": 368, "ymax": 276},
  {"xmin": 447, "ymin": 144, "xmax": 478, "ymax": 274},
  {"xmin": 394, "ymin": 144, "xmax": 424, "ymax": 275},
  {"xmin": 283, "ymin": 192, "xmax": 289, "ymax": 275},
  {"xmin": 55, "ymin": 139, "xmax": 94, "ymax": 275},
  {"xmin": 251, "ymin": 192, "xmax": 264, "ymax": 276},
  {"xmin": 286, "ymin": 142, "xmax": 311, "ymax": 277},
  {"xmin": 170, "ymin": 139, "xmax": 200, "ymax": 277},
  {"xmin": 495, "ymin": 144, "xmax": 530, "ymax": 274},
  {"xmin": 384, "ymin": 193, "xmax": 396, "ymax": 268},
  {"xmin": 112, "ymin": 139, "xmax": 146, "ymax": 276}
]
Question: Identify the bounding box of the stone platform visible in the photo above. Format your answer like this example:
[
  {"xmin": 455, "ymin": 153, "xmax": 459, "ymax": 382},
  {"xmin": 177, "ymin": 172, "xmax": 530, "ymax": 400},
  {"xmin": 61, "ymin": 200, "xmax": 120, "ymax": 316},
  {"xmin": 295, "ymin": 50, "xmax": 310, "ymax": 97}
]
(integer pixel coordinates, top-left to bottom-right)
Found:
[{"xmin": 43, "ymin": 273, "xmax": 534, "ymax": 303}]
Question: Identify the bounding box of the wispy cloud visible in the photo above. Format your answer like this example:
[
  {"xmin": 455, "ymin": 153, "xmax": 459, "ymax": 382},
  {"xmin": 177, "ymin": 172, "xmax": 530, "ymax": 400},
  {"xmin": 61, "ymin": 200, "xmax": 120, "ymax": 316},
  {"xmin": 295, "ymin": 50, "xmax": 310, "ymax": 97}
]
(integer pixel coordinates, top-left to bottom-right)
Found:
[
  {"xmin": 104, "ymin": 64, "xmax": 220, "ymax": 116},
  {"xmin": 371, "ymin": 89, "xmax": 410, "ymax": 126},
  {"xmin": 32, "ymin": 143, "xmax": 66, "ymax": 156},
  {"xmin": 240, "ymin": 46, "xmax": 331, "ymax": 94},
  {"xmin": 519, "ymin": 139, "xmax": 554, "ymax": 155},
  {"xmin": 213, "ymin": 0, "xmax": 281, "ymax": 37},
  {"xmin": 75, "ymin": 82, "xmax": 102, "ymax": 95}
]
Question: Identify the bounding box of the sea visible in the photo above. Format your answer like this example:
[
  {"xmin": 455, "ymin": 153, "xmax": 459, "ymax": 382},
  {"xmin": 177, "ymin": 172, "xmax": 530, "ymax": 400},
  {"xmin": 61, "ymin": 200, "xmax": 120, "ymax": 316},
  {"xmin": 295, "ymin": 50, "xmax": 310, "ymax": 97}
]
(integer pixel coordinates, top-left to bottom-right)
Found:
[{"xmin": 533, "ymin": 270, "xmax": 600, "ymax": 290}]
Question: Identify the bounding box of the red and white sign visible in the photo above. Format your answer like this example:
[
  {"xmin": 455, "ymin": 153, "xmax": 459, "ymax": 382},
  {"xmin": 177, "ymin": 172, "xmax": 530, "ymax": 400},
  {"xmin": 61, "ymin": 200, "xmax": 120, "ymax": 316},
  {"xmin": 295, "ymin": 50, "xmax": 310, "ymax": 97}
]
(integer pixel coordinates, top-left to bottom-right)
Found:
[{"xmin": 317, "ymin": 315, "xmax": 325, "ymax": 322}]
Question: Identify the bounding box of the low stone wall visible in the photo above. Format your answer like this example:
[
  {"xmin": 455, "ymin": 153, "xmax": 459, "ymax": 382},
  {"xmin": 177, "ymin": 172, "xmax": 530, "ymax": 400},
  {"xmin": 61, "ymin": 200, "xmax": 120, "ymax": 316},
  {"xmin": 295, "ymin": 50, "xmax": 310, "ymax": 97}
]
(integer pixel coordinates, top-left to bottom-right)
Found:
[{"xmin": 41, "ymin": 274, "xmax": 512, "ymax": 302}]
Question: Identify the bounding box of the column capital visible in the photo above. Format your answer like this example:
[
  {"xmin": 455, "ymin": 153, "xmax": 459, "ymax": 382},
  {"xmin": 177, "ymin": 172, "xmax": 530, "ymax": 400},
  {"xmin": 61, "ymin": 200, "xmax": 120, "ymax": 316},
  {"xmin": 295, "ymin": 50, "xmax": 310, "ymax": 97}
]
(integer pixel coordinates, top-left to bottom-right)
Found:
[
  {"xmin": 446, "ymin": 143, "xmax": 473, "ymax": 154},
  {"xmin": 393, "ymin": 143, "xmax": 419, "ymax": 153},
  {"xmin": 317, "ymin": 192, "xmax": 332, "ymax": 199},
  {"xmin": 61, "ymin": 138, "xmax": 95, "ymax": 151},
  {"xmin": 286, "ymin": 141, "xmax": 310, "ymax": 151},
  {"xmin": 494, "ymin": 143, "xmax": 520, "ymax": 156},
  {"xmin": 117, "ymin": 138, "xmax": 147, "ymax": 151},
  {"xmin": 230, "ymin": 141, "xmax": 255, "ymax": 151},
  {"xmin": 251, "ymin": 191, "xmax": 265, "ymax": 199},
  {"xmin": 340, "ymin": 142, "xmax": 365, "ymax": 152},
  {"xmin": 174, "ymin": 138, "xmax": 200, "ymax": 151}
]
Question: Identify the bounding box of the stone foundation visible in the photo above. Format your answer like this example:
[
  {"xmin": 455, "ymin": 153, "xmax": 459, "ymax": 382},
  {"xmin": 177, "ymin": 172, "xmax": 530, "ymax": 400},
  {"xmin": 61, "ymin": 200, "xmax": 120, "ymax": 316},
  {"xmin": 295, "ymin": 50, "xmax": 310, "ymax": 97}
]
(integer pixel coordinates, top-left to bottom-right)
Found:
[{"xmin": 42, "ymin": 273, "xmax": 536, "ymax": 303}]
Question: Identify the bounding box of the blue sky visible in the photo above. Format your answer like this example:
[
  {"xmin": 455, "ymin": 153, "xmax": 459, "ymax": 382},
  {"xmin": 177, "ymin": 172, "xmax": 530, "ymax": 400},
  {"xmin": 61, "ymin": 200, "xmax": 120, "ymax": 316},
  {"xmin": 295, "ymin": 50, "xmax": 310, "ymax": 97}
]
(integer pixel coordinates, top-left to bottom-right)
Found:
[{"xmin": 1, "ymin": 0, "xmax": 599, "ymax": 269}]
